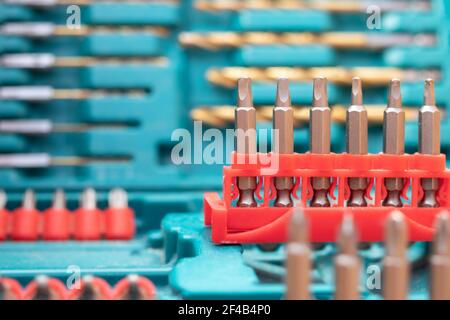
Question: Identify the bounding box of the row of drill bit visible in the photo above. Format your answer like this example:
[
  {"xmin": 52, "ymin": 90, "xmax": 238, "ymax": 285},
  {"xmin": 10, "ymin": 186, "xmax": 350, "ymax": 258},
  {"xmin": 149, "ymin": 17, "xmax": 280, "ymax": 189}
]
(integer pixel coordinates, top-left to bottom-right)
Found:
[
  {"xmin": 234, "ymin": 76, "xmax": 440, "ymax": 208},
  {"xmin": 0, "ymin": 274, "xmax": 155, "ymax": 300},
  {"xmin": 285, "ymin": 209, "xmax": 450, "ymax": 300}
]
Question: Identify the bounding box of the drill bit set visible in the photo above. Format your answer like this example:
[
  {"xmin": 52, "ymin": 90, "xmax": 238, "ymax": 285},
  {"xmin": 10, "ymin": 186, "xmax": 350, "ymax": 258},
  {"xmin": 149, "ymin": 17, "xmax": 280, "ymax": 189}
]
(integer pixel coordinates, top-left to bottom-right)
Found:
[
  {"xmin": 0, "ymin": 188, "xmax": 135, "ymax": 241},
  {"xmin": 204, "ymin": 76, "xmax": 449, "ymax": 244},
  {"xmin": 0, "ymin": 274, "xmax": 156, "ymax": 300},
  {"xmin": 285, "ymin": 208, "xmax": 450, "ymax": 300}
]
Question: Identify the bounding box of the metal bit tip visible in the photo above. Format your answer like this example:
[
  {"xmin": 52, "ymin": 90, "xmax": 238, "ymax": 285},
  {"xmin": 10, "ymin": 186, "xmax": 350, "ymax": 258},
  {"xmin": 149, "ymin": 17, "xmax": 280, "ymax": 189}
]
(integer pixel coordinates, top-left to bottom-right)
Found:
[
  {"xmin": 108, "ymin": 188, "xmax": 128, "ymax": 209},
  {"xmin": 80, "ymin": 187, "xmax": 96, "ymax": 210},
  {"xmin": 312, "ymin": 77, "xmax": 328, "ymax": 108},
  {"xmin": 385, "ymin": 211, "xmax": 408, "ymax": 257},
  {"xmin": 434, "ymin": 211, "xmax": 450, "ymax": 256},
  {"xmin": 237, "ymin": 77, "xmax": 253, "ymax": 108},
  {"xmin": 276, "ymin": 78, "xmax": 291, "ymax": 108},
  {"xmin": 338, "ymin": 214, "xmax": 358, "ymax": 255},
  {"xmin": 0, "ymin": 190, "xmax": 6, "ymax": 210},
  {"xmin": 388, "ymin": 79, "xmax": 402, "ymax": 109},
  {"xmin": 289, "ymin": 207, "xmax": 308, "ymax": 243},
  {"xmin": 351, "ymin": 77, "xmax": 363, "ymax": 106},
  {"xmin": 424, "ymin": 78, "xmax": 436, "ymax": 106},
  {"xmin": 52, "ymin": 188, "xmax": 66, "ymax": 209},
  {"xmin": 23, "ymin": 188, "xmax": 36, "ymax": 209}
]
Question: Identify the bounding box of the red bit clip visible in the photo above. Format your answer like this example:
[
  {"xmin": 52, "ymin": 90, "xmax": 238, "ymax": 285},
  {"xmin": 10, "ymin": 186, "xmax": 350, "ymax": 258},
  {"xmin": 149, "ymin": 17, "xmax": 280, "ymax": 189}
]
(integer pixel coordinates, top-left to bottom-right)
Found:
[
  {"xmin": 11, "ymin": 189, "xmax": 40, "ymax": 241},
  {"xmin": 42, "ymin": 189, "xmax": 71, "ymax": 241},
  {"xmin": 0, "ymin": 190, "xmax": 10, "ymax": 241},
  {"xmin": 23, "ymin": 276, "xmax": 67, "ymax": 300},
  {"xmin": 74, "ymin": 188, "xmax": 103, "ymax": 241},
  {"xmin": 104, "ymin": 188, "xmax": 135, "ymax": 240},
  {"xmin": 113, "ymin": 275, "xmax": 156, "ymax": 300}
]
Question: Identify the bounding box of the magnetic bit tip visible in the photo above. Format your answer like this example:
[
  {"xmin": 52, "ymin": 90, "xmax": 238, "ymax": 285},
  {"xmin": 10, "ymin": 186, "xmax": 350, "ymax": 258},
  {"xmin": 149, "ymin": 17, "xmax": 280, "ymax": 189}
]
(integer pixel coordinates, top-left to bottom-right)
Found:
[
  {"xmin": 276, "ymin": 78, "xmax": 291, "ymax": 108},
  {"xmin": 337, "ymin": 214, "xmax": 358, "ymax": 255},
  {"xmin": 80, "ymin": 187, "xmax": 96, "ymax": 209},
  {"xmin": 237, "ymin": 77, "xmax": 253, "ymax": 108},
  {"xmin": 388, "ymin": 78, "xmax": 402, "ymax": 109},
  {"xmin": 351, "ymin": 77, "xmax": 363, "ymax": 106},
  {"xmin": 312, "ymin": 76, "xmax": 328, "ymax": 108},
  {"xmin": 23, "ymin": 188, "xmax": 36, "ymax": 209},
  {"xmin": 433, "ymin": 211, "xmax": 450, "ymax": 256},
  {"xmin": 0, "ymin": 190, "xmax": 6, "ymax": 210},
  {"xmin": 385, "ymin": 211, "xmax": 408, "ymax": 257},
  {"xmin": 289, "ymin": 207, "xmax": 308, "ymax": 243},
  {"xmin": 108, "ymin": 187, "xmax": 128, "ymax": 209},
  {"xmin": 52, "ymin": 188, "xmax": 66, "ymax": 209},
  {"xmin": 424, "ymin": 78, "xmax": 436, "ymax": 106}
]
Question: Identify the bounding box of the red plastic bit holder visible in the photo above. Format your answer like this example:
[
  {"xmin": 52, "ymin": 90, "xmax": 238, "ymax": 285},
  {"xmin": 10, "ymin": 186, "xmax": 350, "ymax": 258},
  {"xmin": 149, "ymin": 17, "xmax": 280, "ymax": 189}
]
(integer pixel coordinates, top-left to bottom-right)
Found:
[{"xmin": 204, "ymin": 152, "xmax": 450, "ymax": 244}]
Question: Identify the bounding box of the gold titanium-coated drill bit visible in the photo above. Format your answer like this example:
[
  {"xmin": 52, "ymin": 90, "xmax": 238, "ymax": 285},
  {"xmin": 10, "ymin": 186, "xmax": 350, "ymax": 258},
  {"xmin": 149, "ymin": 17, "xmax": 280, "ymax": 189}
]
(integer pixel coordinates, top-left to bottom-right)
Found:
[
  {"xmin": 430, "ymin": 212, "xmax": 450, "ymax": 300},
  {"xmin": 310, "ymin": 77, "xmax": 331, "ymax": 207},
  {"xmin": 382, "ymin": 211, "xmax": 409, "ymax": 300},
  {"xmin": 334, "ymin": 214, "xmax": 360, "ymax": 300},
  {"xmin": 285, "ymin": 208, "xmax": 311, "ymax": 300},
  {"xmin": 235, "ymin": 78, "xmax": 257, "ymax": 207},
  {"xmin": 419, "ymin": 79, "xmax": 441, "ymax": 208},
  {"xmin": 346, "ymin": 78, "xmax": 368, "ymax": 207},
  {"xmin": 383, "ymin": 79, "xmax": 405, "ymax": 207},
  {"xmin": 273, "ymin": 78, "xmax": 294, "ymax": 207}
]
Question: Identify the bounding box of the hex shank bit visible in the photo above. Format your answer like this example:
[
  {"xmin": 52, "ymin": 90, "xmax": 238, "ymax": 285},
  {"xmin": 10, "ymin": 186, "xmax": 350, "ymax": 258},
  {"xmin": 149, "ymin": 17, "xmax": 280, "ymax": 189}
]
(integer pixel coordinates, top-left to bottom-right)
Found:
[
  {"xmin": 383, "ymin": 79, "xmax": 405, "ymax": 207},
  {"xmin": 310, "ymin": 77, "xmax": 331, "ymax": 207},
  {"xmin": 273, "ymin": 78, "xmax": 294, "ymax": 207}
]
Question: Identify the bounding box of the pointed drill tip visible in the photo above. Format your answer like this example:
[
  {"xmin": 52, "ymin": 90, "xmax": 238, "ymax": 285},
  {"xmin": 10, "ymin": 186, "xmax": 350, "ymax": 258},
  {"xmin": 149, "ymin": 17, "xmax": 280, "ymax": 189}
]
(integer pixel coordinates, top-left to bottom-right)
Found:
[
  {"xmin": 424, "ymin": 78, "xmax": 436, "ymax": 106},
  {"xmin": 81, "ymin": 187, "xmax": 96, "ymax": 209},
  {"xmin": 0, "ymin": 189, "xmax": 6, "ymax": 210},
  {"xmin": 289, "ymin": 207, "xmax": 308, "ymax": 243},
  {"xmin": 312, "ymin": 76, "xmax": 328, "ymax": 108},
  {"xmin": 52, "ymin": 188, "xmax": 66, "ymax": 209},
  {"xmin": 388, "ymin": 78, "xmax": 402, "ymax": 108},
  {"xmin": 385, "ymin": 210, "xmax": 408, "ymax": 256},
  {"xmin": 338, "ymin": 214, "xmax": 357, "ymax": 255},
  {"xmin": 276, "ymin": 78, "xmax": 291, "ymax": 108},
  {"xmin": 434, "ymin": 211, "xmax": 450, "ymax": 255},
  {"xmin": 351, "ymin": 77, "xmax": 363, "ymax": 106},
  {"xmin": 23, "ymin": 188, "xmax": 35, "ymax": 209},
  {"xmin": 108, "ymin": 187, "xmax": 128, "ymax": 209},
  {"xmin": 237, "ymin": 77, "xmax": 253, "ymax": 108}
]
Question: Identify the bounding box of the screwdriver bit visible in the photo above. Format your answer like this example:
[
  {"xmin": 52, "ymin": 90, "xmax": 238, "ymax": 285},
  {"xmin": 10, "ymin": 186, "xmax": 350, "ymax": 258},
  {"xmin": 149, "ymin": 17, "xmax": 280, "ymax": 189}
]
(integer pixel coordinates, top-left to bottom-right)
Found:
[
  {"xmin": 334, "ymin": 214, "xmax": 360, "ymax": 300},
  {"xmin": 81, "ymin": 187, "xmax": 97, "ymax": 210},
  {"xmin": 52, "ymin": 189, "xmax": 66, "ymax": 209},
  {"xmin": 273, "ymin": 78, "xmax": 294, "ymax": 207},
  {"xmin": 285, "ymin": 208, "xmax": 311, "ymax": 300},
  {"xmin": 109, "ymin": 188, "xmax": 128, "ymax": 209},
  {"xmin": 0, "ymin": 190, "xmax": 6, "ymax": 211},
  {"xmin": 382, "ymin": 211, "xmax": 409, "ymax": 300},
  {"xmin": 235, "ymin": 78, "xmax": 257, "ymax": 207},
  {"xmin": 310, "ymin": 77, "xmax": 331, "ymax": 207},
  {"xmin": 23, "ymin": 188, "xmax": 36, "ymax": 210},
  {"xmin": 383, "ymin": 79, "xmax": 405, "ymax": 207},
  {"xmin": 346, "ymin": 78, "xmax": 368, "ymax": 207},
  {"xmin": 430, "ymin": 212, "xmax": 450, "ymax": 300},
  {"xmin": 419, "ymin": 79, "xmax": 441, "ymax": 208}
]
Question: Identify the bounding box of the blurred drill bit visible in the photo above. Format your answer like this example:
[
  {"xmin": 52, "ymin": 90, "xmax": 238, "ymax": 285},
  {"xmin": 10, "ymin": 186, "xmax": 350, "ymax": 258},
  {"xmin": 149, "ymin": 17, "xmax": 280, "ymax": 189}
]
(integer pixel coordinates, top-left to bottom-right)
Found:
[
  {"xmin": 430, "ymin": 212, "xmax": 450, "ymax": 300},
  {"xmin": 77, "ymin": 276, "xmax": 99, "ymax": 300},
  {"xmin": 419, "ymin": 79, "xmax": 440, "ymax": 208},
  {"xmin": 120, "ymin": 275, "xmax": 146, "ymax": 300},
  {"xmin": 0, "ymin": 190, "xmax": 6, "ymax": 211},
  {"xmin": 346, "ymin": 78, "xmax": 368, "ymax": 207},
  {"xmin": 109, "ymin": 188, "xmax": 128, "ymax": 209},
  {"xmin": 383, "ymin": 79, "xmax": 405, "ymax": 207},
  {"xmin": 52, "ymin": 189, "xmax": 66, "ymax": 210},
  {"xmin": 273, "ymin": 78, "xmax": 294, "ymax": 207},
  {"xmin": 81, "ymin": 187, "xmax": 97, "ymax": 210},
  {"xmin": 334, "ymin": 214, "xmax": 360, "ymax": 300},
  {"xmin": 310, "ymin": 77, "xmax": 331, "ymax": 207},
  {"xmin": 235, "ymin": 78, "xmax": 257, "ymax": 207},
  {"xmin": 382, "ymin": 211, "xmax": 409, "ymax": 300},
  {"xmin": 285, "ymin": 208, "xmax": 311, "ymax": 300},
  {"xmin": 33, "ymin": 275, "xmax": 52, "ymax": 300},
  {"xmin": 23, "ymin": 189, "xmax": 36, "ymax": 210}
]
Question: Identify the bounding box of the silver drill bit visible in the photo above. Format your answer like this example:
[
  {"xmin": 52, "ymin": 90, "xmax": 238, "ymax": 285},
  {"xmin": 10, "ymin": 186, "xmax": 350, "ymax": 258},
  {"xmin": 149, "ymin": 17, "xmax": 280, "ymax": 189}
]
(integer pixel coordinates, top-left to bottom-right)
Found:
[
  {"xmin": 383, "ymin": 79, "xmax": 405, "ymax": 207},
  {"xmin": 419, "ymin": 79, "xmax": 440, "ymax": 208},
  {"xmin": 273, "ymin": 78, "xmax": 294, "ymax": 207},
  {"xmin": 0, "ymin": 120, "xmax": 53, "ymax": 135},
  {"xmin": 0, "ymin": 53, "xmax": 56, "ymax": 69},
  {"xmin": 430, "ymin": 212, "xmax": 450, "ymax": 300},
  {"xmin": 0, "ymin": 22, "xmax": 56, "ymax": 38},
  {"xmin": 33, "ymin": 275, "xmax": 52, "ymax": 300},
  {"xmin": 108, "ymin": 188, "xmax": 128, "ymax": 209},
  {"xmin": 4, "ymin": 0, "xmax": 60, "ymax": 7},
  {"xmin": 310, "ymin": 77, "xmax": 331, "ymax": 207},
  {"xmin": 346, "ymin": 77, "xmax": 368, "ymax": 207},
  {"xmin": 52, "ymin": 189, "xmax": 66, "ymax": 209},
  {"xmin": 235, "ymin": 78, "xmax": 257, "ymax": 207},
  {"xmin": 334, "ymin": 214, "xmax": 360, "ymax": 300},
  {"xmin": 80, "ymin": 187, "xmax": 96, "ymax": 210},
  {"xmin": 285, "ymin": 208, "xmax": 311, "ymax": 300},
  {"xmin": 0, "ymin": 190, "xmax": 6, "ymax": 210},
  {"xmin": 382, "ymin": 211, "xmax": 409, "ymax": 300},
  {"xmin": 0, "ymin": 86, "xmax": 55, "ymax": 101},
  {"xmin": 23, "ymin": 189, "xmax": 36, "ymax": 210}
]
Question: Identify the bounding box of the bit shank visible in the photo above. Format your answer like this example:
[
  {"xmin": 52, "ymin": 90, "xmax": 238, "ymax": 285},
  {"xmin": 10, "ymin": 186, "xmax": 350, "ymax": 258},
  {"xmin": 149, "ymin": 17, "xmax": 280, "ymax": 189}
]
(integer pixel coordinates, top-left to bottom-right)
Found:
[
  {"xmin": 382, "ymin": 211, "xmax": 409, "ymax": 300},
  {"xmin": 310, "ymin": 77, "xmax": 331, "ymax": 207},
  {"xmin": 273, "ymin": 78, "xmax": 294, "ymax": 207},
  {"xmin": 383, "ymin": 79, "xmax": 405, "ymax": 207},
  {"xmin": 419, "ymin": 79, "xmax": 440, "ymax": 208},
  {"xmin": 235, "ymin": 78, "xmax": 257, "ymax": 207},
  {"xmin": 346, "ymin": 78, "xmax": 368, "ymax": 207},
  {"xmin": 431, "ymin": 212, "xmax": 450, "ymax": 300}
]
